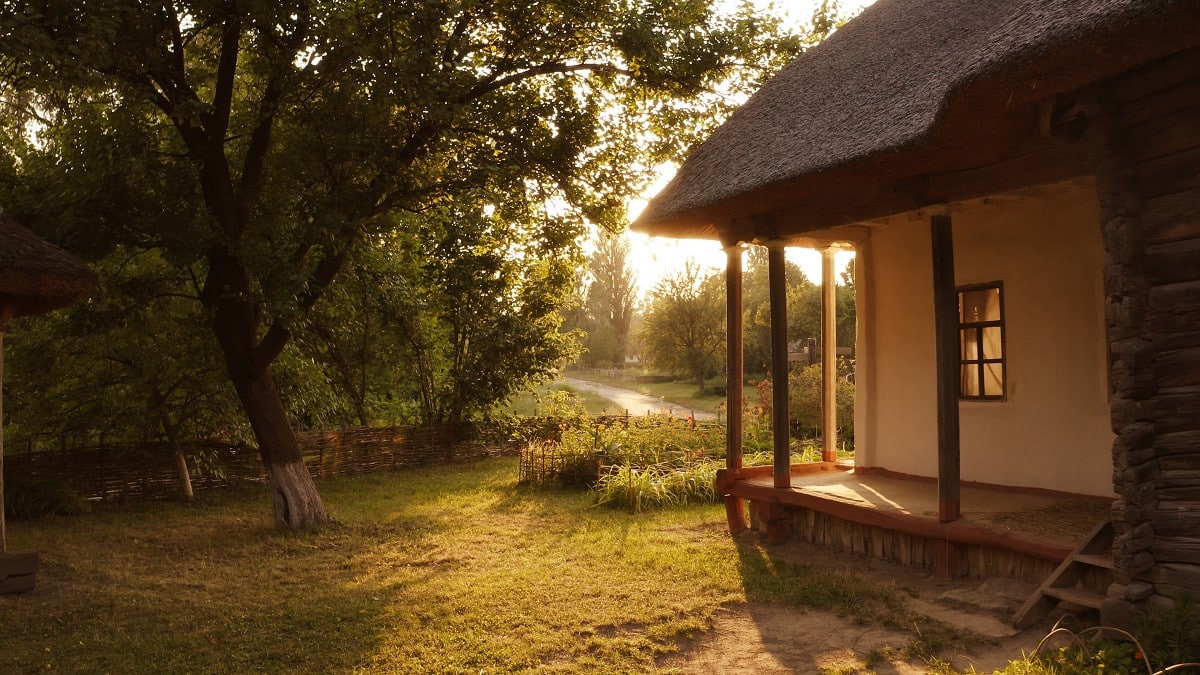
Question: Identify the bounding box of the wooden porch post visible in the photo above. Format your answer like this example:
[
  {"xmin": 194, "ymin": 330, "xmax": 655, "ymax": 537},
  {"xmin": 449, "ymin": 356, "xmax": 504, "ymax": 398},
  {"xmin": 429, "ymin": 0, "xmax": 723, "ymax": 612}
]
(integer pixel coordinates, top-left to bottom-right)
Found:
[
  {"xmin": 723, "ymin": 243, "xmax": 747, "ymax": 532},
  {"xmin": 767, "ymin": 241, "xmax": 791, "ymax": 489},
  {"xmin": 821, "ymin": 247, "xmax": 838, "ymax": 463},
  {"xmin": 931, "ymin": 213, "xmax": 961, "ymax": 523}
]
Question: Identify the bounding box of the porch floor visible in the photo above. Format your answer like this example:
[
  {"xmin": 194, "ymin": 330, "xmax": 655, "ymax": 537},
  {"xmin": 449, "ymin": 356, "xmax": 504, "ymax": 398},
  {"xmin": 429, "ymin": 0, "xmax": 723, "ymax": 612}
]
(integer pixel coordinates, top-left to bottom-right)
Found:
[{"xmin": 732, "ymin": 466, "xmax": 1112, "ymax": 559}]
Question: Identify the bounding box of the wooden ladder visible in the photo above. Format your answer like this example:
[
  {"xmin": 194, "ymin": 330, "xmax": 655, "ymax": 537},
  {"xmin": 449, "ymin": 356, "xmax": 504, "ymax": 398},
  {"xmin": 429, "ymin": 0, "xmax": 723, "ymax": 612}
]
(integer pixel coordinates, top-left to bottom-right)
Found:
[{"xmin": 1013, "ymin": 520, "xmax": 1114, "ymax": 628}]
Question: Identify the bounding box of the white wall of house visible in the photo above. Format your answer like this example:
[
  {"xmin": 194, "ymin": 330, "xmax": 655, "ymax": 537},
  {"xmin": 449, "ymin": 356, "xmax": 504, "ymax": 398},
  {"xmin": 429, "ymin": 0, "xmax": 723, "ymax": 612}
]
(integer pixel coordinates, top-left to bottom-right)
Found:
[{"xmin": 853, "ymin": 181, "xmax": 1115, "ymax": 496}]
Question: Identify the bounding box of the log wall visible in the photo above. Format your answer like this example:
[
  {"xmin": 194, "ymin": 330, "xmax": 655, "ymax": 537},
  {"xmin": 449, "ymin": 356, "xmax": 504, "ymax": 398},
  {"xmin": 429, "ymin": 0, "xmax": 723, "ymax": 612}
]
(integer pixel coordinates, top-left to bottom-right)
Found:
[{"xmin": 1091, "ymin": 47, "xmax": 1200, "ymax": 623}]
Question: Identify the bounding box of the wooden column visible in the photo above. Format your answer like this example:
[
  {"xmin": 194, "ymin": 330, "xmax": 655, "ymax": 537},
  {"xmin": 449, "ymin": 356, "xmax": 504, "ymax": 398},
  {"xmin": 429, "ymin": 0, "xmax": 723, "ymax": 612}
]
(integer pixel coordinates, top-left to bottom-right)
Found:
[
  {"xmin": 931, "ymin": 213, "xmax": 961, "ymax": 523},
  {"xmin": 820, "ymin": 248, "xmax": 838, "ymax": 463},
  {"xmin": 767, "ymin": 241, "xmax": 791, "ymax": 489},
  {"xmin": 723, "ymin": 243, "xmax": 747, "ymax": 532}
]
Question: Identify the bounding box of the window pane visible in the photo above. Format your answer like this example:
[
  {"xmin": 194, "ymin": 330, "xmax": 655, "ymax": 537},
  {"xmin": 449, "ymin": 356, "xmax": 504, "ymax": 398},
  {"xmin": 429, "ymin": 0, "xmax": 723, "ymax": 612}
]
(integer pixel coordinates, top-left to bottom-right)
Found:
[
  {"xmin": 961, "ymin": 364, "xmax": 979, "ymax": 396},
  {"xmin": 961, "ymin": 329, "xmax": 979, "ymax": 360},
  {"xmin": 960, "ymin": 287, "xmax": 1001, "ymax": 323},
  {"xmin": 984, "ymin": 363, "xmax": 1004, "ymax": 396},
  {"xmin": 982, "ymin": 326, "xmax": 1003, "ymax": 359}
]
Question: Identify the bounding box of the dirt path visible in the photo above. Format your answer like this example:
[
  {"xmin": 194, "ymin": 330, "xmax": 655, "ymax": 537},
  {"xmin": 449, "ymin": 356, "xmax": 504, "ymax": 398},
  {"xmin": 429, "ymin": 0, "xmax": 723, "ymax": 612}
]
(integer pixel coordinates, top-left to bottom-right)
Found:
[
  {"xmin": 563, "ymin": 377, "xmax": 717, "ymax": 420},
  {"xmin": 660, "ymin": 536, "xmax": 1049, "ymax": 674}
]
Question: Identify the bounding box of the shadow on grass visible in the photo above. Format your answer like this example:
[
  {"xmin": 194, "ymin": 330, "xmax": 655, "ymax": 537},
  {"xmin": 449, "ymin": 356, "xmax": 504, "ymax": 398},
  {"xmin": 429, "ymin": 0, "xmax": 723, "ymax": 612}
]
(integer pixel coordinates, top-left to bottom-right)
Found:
[{"xmin": 0, "ymin": 476, "xmax": 465, "ymax": 673}]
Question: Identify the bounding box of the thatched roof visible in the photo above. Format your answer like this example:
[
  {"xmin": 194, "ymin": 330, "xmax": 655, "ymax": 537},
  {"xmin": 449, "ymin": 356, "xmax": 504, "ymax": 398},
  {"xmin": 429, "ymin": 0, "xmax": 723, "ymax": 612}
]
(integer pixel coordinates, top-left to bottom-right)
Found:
[
  {"xmin": 633, "ymin": 0, "xmax": 1200, "ymax": 240},
  {"xmin": 0, "ymin": 215, "xmax": 97, "ymax": 319}
]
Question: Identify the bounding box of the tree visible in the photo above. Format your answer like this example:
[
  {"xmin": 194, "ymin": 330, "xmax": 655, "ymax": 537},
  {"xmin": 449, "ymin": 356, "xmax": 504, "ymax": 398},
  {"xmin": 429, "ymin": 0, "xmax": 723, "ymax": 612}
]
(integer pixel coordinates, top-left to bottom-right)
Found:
[
  {"xmin": 742, "ymin": 246, "xmax": 810, "ymax": 375},
  {"xmin": 5, "ymin": 248, "xmax": 247, "ymax": 499},
  {"xmin": 0, "ymin": 1, "xmax": 805, "ymax": 526},
  {"xmin": 638, "ymin": 262, "xmax": 724, "ymax": 393},
  {"xmin": 583, "ymin": 233, "xmax": 637, "ymax": 367}
]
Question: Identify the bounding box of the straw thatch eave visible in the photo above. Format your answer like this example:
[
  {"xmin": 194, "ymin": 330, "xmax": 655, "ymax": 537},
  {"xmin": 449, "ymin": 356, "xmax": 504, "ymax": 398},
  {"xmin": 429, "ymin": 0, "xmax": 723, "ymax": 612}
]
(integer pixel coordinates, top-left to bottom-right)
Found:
[
  {"xmin": 0, "ymin": 215, "xmax": 97, "ymax": 319},
  {"xmin": 633, "ymin": 0, "xmax": 1200, "ymax": 241}
]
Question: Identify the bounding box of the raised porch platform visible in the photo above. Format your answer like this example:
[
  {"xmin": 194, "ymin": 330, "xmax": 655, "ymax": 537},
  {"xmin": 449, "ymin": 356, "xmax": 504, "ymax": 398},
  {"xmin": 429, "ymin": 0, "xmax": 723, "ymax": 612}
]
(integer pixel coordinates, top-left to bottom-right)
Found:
[{"xmin": 720, "ymin": 463, "xmax": 1112, "ymax": 584}]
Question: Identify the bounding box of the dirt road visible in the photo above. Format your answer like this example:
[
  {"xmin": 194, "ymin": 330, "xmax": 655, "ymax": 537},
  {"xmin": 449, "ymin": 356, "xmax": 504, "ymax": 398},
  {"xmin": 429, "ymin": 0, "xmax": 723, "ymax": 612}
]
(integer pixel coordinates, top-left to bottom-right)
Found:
[{"xmin": 563, "ymin": 377, "xmax": 717, "ymax": 420}]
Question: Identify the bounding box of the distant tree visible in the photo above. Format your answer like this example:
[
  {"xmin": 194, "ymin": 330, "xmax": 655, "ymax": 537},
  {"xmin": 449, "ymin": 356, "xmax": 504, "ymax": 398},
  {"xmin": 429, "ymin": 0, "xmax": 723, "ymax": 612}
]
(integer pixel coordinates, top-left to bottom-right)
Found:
[
  {"xmin": 743, "ymin": 247, "xmax": 810, "ymax": 375},
  {"xmin": 638, "ymin": 263, "xmax": 724, "ymax": 393},
  {"xmin": 0, "ymin": 0, "xmax": 806, "ymax": 526},
  {"xmin": 583, "ymin": 233, "xmax": 638, "ymax": 368}
]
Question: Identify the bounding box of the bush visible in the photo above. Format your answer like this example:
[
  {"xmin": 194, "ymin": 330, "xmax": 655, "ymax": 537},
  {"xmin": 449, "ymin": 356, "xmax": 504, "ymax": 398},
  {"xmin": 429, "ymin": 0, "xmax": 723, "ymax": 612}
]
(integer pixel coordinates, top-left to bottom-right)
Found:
[
  {"xmin": 787, "ymin": 363, "xmax": 854, "ymax": 439},
  {"xmin": 4, "ymin": 476, "xmax": 91, "ymax": 520},
  {"xmin": 997, "ymin": 601, "xmax": 1200, "ymax": 675},
  {"xmin": 594, "ymin": 461, "xmax": 719, "ymax": 513}
]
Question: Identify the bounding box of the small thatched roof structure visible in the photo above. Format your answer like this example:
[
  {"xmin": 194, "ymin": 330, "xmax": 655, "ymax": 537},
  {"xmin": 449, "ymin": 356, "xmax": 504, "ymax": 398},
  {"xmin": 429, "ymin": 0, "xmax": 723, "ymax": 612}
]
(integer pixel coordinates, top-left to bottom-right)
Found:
[
  {"xmin": 0, "ymin": 214, "xmax": 97, "ymax": 319},
  {"xmin": 633, "ymin": 0, "xmax": 1200, "ymax": 240}
]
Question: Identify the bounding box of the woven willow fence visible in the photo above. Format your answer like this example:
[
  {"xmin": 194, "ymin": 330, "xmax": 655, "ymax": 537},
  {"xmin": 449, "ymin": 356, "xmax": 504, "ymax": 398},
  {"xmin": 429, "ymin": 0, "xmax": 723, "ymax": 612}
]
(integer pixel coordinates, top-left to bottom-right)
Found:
[{"xmin": 5, "ymin": 423, "xmax": 523, "ymax": 503}]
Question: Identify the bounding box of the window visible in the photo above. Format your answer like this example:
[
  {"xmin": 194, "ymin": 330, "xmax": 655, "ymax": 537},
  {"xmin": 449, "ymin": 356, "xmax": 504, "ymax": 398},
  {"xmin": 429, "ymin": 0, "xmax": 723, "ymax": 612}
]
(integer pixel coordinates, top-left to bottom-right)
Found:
[{"xmin": 959, "ymin": 283, "xmax": 1005, "ymax": 400}]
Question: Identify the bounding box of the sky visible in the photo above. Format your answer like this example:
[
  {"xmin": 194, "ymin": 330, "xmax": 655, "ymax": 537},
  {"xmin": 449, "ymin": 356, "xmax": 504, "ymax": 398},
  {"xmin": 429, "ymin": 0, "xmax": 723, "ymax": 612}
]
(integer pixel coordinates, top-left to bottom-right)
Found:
[{"xmin": 620, "ymin": 0, "xmax": 875, "ymax": 296}]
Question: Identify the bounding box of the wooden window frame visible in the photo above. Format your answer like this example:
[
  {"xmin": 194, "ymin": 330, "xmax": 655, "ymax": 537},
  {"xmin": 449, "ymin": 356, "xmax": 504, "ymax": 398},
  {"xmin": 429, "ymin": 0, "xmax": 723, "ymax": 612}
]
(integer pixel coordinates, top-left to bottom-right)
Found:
[{"xmin": 958, "ymin": 281, "xmax": 1006, "ymax": 401}]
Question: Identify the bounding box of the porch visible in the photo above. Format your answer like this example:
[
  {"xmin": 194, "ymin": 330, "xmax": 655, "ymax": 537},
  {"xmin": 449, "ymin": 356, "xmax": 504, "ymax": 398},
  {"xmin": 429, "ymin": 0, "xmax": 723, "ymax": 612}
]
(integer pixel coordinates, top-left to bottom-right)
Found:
[{"xmin": 720, "ymin": 462, "xmax": 1112, "ymax": 584}]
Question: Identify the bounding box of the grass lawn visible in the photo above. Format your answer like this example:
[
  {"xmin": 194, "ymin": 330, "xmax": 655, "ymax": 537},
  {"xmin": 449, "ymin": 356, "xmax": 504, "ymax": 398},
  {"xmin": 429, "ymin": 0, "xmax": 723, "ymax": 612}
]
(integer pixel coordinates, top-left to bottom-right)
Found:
[{"xmin": 0, "ymin": 458, "xmax": 974, "ymax": 673}]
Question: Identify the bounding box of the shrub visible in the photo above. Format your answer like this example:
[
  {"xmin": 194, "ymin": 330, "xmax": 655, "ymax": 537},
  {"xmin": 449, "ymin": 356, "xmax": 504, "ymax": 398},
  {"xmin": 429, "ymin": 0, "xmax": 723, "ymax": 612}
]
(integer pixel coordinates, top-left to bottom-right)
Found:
[
  {"xmin": 594, "ymin": 461, "xmax": 719, "ymax": 513},
  {"xmin": 4, "ymin": 476, "xmax": 91, "ymax": 520}
]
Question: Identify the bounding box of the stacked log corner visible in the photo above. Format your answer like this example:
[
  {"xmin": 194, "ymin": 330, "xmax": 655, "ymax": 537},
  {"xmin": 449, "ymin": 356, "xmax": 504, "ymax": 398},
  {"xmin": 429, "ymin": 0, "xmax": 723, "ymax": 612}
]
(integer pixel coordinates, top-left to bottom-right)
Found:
[{"xmin": 1092, "ymin": 48, "xmax": 1200, "ymax": 628}]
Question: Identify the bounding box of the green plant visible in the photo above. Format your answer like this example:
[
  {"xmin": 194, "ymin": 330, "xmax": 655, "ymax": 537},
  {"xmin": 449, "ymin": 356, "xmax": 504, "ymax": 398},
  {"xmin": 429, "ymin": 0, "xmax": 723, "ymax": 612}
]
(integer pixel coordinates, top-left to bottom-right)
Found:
[
  {"xmin": 593, "ymin": 460, "xmax": 720, "ymax": 512},
  {"xmin": 1137, "ymin": 592, "xmax": 1200, "ymax": 667},
  {"xmin": 3, "ymin": 476, "xmax": 90, "ymax": 520}
]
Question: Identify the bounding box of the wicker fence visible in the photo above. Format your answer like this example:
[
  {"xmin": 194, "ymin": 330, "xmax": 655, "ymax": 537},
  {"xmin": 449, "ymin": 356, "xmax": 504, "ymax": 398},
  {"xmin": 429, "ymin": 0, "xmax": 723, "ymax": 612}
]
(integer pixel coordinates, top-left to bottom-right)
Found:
[
  {"xmin": 4, "ymin": 423, "xmax": 523, "ymax": 503},
  {"xmin": 4, "ymin": 414, "xmax": 727, "ymax": 504}
]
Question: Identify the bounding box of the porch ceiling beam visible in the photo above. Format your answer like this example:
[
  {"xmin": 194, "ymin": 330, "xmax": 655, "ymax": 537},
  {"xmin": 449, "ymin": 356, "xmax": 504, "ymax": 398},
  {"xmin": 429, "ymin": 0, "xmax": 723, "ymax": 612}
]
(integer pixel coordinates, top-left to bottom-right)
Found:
[
  {"xmin": 767, "ymin": 240, "xmax": 792, "ymax": 489},
  {"xmin": 931, "ymin": 212, "xmax": 962, "ymax": 522},
  {"xmin": 717, "ymin": 140, "xmax": 1092, "ymax": 240}
]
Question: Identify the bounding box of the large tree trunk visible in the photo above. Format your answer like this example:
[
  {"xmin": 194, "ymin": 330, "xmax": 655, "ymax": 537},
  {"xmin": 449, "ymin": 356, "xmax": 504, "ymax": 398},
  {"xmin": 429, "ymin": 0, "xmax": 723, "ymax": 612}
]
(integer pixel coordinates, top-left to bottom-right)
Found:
[
  {"xmin": 229, "ymin": 365, "xmax": 330, "ymax": 527},
  {"xmin": 207, "ymin": 254, "xmax": 331, "ymax": 528}
]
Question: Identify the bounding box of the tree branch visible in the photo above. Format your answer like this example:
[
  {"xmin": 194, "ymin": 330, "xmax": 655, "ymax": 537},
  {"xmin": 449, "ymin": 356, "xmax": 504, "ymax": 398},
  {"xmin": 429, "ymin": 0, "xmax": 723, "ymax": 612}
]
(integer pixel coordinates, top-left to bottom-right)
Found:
[
  {"xmin": 457, "ymin": 62, "xmax": 628, "ymax": 104},
  {"xmin": 248, "ymin": 231, "xmax": 356, "ymax": 373},
  {"xmin": 209, "ymin": 9, "xmax": 242, "ymax": 140}
]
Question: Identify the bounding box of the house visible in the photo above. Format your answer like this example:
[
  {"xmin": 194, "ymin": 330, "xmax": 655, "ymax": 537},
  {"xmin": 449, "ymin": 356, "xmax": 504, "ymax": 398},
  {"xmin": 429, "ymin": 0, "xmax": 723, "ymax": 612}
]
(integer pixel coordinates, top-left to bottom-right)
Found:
[{"xmin": 632, "ymin": 0, "xmax": 1200, "ymax": 627}]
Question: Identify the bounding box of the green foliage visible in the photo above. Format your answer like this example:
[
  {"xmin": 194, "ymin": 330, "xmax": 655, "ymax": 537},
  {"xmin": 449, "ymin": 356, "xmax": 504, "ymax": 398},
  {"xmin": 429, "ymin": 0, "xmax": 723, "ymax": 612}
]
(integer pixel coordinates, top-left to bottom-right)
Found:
[
  {"xmin": 0, "ymin": 0, "xmax": 809, "ymax": 465},
  {"xmin": 541, "ymin": 415, "xmax": 726, "ymax": 512},
  {"xmin": 5, "ymin": 248, "xmax": 247, "ymax": 453},
  {"xmin": 578, "ymin": 233, "xmax": 638, "ymax": 368},
  {"xmin": 295, "ymin": 194, "xmax": 582, "ymax": 427},
  {"xmin": 1137, "ymin": 593, "xmax": 1200, "ymax": 668},
  {"xmin": 3, "ymin": 476, "xmax": 90, "ymax": 520},
  {"xmin": 999, "ymin": 603, "xmax": 1200, "ymax": 675},
  {"xmin": 594, "ymin": 461, "xmax": 719, "ymax": 511},
  {"xmin": 637, "ymin": 262, "xmax": 725, "ymax": 393},
  {"xmin": 742, "ymin": 247, "xmax": 857, "ymax": 377},
  {"xmin": 788, "ymin": 362, "xmax": 855, "ymax": 438},
  {"xmin": 741, "ymin": 370, "xmax": 856, "ymax": 454}
]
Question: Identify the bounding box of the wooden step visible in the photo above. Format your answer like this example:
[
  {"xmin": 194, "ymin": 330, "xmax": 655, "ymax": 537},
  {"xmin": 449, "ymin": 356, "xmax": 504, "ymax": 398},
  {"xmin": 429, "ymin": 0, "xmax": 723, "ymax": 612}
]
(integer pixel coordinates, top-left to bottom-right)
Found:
[
  {"xmin": 1043, "ymin": 586, "xmax": 1106, "ymax": 610},
  {"xmin": 1072, "ymin": 553, "xmax": 1114, "ymax": 569},
  {"xmin": 1012, "ymin": 520, "xmax": 1114, "ymax": 627}
]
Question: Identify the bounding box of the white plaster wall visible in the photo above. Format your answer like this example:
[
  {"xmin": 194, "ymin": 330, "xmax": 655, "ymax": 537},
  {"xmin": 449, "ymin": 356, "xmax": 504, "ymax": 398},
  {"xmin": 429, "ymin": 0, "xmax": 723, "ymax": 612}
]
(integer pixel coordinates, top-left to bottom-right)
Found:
[{"xmin": 855, "ymin": 183, "xmax": 1115, "ymax": 496}]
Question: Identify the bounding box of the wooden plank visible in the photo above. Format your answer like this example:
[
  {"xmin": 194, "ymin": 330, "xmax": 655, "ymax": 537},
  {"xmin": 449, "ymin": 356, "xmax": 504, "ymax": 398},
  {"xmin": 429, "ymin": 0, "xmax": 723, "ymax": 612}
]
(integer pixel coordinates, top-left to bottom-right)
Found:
[
  {"xmin": 1073, "ymin": 554, "xmax": 1115, "ymax": 570},
  {"xmin": 1043, "ymin": 586, "xmax": 1106, "ymax": 610},
  {"xmin": 930, "ymin": 213, "xmax": 961, "ymax": 522}
]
